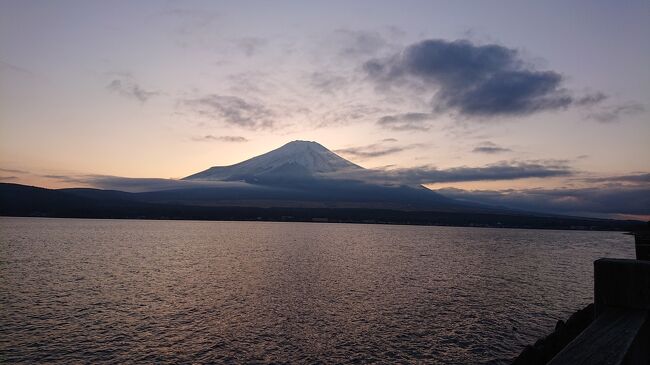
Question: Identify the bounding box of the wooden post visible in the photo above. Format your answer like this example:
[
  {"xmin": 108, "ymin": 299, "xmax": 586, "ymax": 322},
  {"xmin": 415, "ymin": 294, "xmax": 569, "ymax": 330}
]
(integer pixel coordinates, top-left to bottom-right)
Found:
[{"xmin": 594, "ymin": 258, "xmax": 650, "ymax": 315}]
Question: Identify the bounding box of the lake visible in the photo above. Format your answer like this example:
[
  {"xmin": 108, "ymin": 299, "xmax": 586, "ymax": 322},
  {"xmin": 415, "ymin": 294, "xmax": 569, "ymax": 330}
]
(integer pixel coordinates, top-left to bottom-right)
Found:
[{"xmin": 0, "ymin": 217, "xmax": 635, "ymax": 364}]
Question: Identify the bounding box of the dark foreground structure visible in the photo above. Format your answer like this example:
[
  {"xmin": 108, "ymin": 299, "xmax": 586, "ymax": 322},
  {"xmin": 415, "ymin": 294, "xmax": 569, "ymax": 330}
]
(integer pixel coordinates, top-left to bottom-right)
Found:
[{"xmin": 514, "ymin": 226, "xmax": 650, "ymax": 364}]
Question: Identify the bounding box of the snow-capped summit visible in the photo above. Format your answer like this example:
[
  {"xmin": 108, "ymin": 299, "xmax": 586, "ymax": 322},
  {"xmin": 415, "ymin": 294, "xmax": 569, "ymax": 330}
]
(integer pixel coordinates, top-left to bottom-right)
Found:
[{"xmin": 184, "ymin": 140, "xmax": 363, "ymax": 181}]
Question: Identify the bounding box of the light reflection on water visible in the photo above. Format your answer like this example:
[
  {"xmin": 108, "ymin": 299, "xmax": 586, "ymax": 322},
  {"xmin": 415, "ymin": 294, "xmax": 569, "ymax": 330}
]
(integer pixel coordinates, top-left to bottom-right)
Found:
[{"xmin": 0, "ymin": 217, "xmax": 634, "ymax": 364}]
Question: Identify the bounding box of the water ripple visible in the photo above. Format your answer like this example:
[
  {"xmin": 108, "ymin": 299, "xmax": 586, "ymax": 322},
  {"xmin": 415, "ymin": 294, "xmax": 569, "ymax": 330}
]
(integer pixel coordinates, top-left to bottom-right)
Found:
[{"xmin": 0, "ymin": 217, "xmax": 634, "ymax": 364}]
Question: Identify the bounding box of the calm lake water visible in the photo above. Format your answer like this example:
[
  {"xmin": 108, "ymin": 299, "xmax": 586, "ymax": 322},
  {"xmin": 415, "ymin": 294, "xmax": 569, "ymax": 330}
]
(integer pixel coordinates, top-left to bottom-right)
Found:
[{"xmin": 0, "ymin": 217, "xmax": 635, "ymax": 364}]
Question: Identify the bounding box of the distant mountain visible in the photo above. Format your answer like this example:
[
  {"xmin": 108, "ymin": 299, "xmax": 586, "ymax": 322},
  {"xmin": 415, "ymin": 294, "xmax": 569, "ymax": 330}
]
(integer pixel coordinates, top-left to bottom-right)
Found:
[
  {"xmin": 184, "ymin": 140, "xmax": 362, "ymax": 181},
  {"xmin": 0, "ymin": 183, "xmax": 149, "ymax": 217},
  {"xmin": 0, "ymin": 183, "xmax": 642, "ymax": 231},
  {"xmin": 178, "ymin": 140, "xmax": 466, "ymax": 210}
]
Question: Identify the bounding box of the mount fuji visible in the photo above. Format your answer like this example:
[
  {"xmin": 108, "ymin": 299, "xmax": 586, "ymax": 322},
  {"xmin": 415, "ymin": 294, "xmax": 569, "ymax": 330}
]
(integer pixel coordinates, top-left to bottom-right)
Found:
[
  {"xmin": 185, "ymin": 140, "xmax": 363, "ymax": 182},
  {"xmin": 174, "ymin": 140, "xmax": 466, "ymax": 210},
  {"xmin": 1, "ymin": 140, "xmax": 640, "ymax": 229}
]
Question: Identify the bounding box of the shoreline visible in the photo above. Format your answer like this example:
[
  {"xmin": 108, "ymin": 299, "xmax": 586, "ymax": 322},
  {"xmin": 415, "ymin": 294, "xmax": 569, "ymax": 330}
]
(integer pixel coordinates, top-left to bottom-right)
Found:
[{"xmin": 0, "ymin": 213, "xmax": 642, "ymax": 232}]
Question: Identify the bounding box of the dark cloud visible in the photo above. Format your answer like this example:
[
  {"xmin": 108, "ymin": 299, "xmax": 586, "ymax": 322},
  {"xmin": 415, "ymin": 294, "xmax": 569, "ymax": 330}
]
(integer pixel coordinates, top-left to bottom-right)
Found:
[
  {"xmin": 192, "ymin": 135, "xmax": 248, "ymax": 143},
  {"xmin": 587, "ymin": 103, "xmax": 645, "ymax": 122},
  {"xmin": 327, "ymin": 160, "xmax": 572, "ymax": 185},
  {"xmin": 437, "ymin": 185, "xmax": 650, "ymax": 217},
  {"xmin": 106, "ymin": 75, "xmax": 158, "ymax": 103},
  {"xmin": 364, "ymin": 39, "xmax": 603, "ymax": 118},
  {"xmin": 472, "ymin": 141, "xmax": 512, "ymax": 154},
  {"xmin": 183, "ymin": 94, "xmax": 276, "ymax": 130},
  {"xmin": 377, "ymin": 113, "xmax": 434, "ymax": 131},
  {"xmin": 0, "ymin": 176, "xmax": 18, "ymax": 181},
  {"xmin": 382, "ymin": 138, "xmax": 398, "ymax": 142}
]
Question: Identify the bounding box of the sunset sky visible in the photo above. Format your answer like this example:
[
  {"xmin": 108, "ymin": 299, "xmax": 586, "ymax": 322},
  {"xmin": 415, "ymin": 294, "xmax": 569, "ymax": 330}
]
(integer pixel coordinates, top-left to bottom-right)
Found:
[{"xmin": 1, "ymin": 0, "xmax": 648, "ymax": 218}]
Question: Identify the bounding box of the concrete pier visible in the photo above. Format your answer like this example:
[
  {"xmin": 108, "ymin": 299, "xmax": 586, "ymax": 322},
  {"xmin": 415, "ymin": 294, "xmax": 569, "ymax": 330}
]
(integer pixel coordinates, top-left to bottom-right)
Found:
[
  {"xmin": 594, "ymin": 258, "xmax": 650, "ymax": 316},
  {"xmin": 548, "ymin": 258, "xmax": 650, "ymax": 364},
  {"xmin": 634, "ymin": 229, "xmax": 650, "ymax": 261}
]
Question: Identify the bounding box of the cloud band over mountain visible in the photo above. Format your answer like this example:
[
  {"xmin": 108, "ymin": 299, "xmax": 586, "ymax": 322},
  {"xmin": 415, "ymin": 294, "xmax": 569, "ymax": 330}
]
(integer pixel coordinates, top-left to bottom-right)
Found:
[
  {"xmin": 438, "ymin": 185, "xmax": 650, "ymax": 217},
  {"xmin": 330, "ymin": 160, "xmax": 573, "ymax": 185}
]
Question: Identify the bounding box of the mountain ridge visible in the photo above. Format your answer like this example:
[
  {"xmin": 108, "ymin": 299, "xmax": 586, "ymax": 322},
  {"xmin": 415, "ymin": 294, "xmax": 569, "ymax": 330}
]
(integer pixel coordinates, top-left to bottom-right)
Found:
[{"xmin": 0, "ymin": 182, "xmax": 642, "ymax": 231}]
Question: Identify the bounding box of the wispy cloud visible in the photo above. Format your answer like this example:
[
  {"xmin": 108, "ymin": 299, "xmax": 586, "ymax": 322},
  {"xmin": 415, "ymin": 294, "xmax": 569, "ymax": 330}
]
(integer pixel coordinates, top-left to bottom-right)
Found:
[
  {"xmin": 335, "ymin": 141, "xmax": 420, "ymax": 159},
  {"xmin": 41, "ymin": 174, "xmax": 72, "ymax": 180},
  {"xmin": 0, "ymin": 168, "xmax": 28, "ymax": 174},
  {"xmin": 587, "ymin": 103, "xmax": 645, "ymax": 122},
  {"xmin": 157, "ymin": 8, "xmax": 220, "ymax": 47},
  {"xmin": 106, "ymin": 73, "xmax": 159, "ymax": 103},
  {"xmin": 583, "ymin": 172, "xmax": 650, "ymax": 184},
  {"xmin": 364, "ymin": 39, "xmax": 605, "ymax": 118},
  {"xmin": 317, "ymin": 103, "xmax": 386, "ymax": 127},
  {"xmin": 192, "ymin": 135, "xmax": 249, "ymax": 143},
  {"xmin": 183, "ymin": 94, "xmax": 276, "ymax": 130},
  {"xmin": 309, "ymin": 72, "xmax": 349, "ymax": 94},
  {"xmin": 234, "ymin": 37, "xmax": 267, "ymax": 57},
  {"xmin": 472, "ymin": 141, "xmax": 512, "ymax": 154},
  {"xmin": 0, "ymin": 60, "xmax": 37, "ymax": 78},
  {"xmin": 574, "ymin": 92, "xmax": 608, "ymax": 106},
  {"xmin": 376, "ymin": 113, "xmax": 434, "ymax": 131},
  {"xmin": 333, "ymin": 29, "xmax": 390, "ymax": 57}
]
